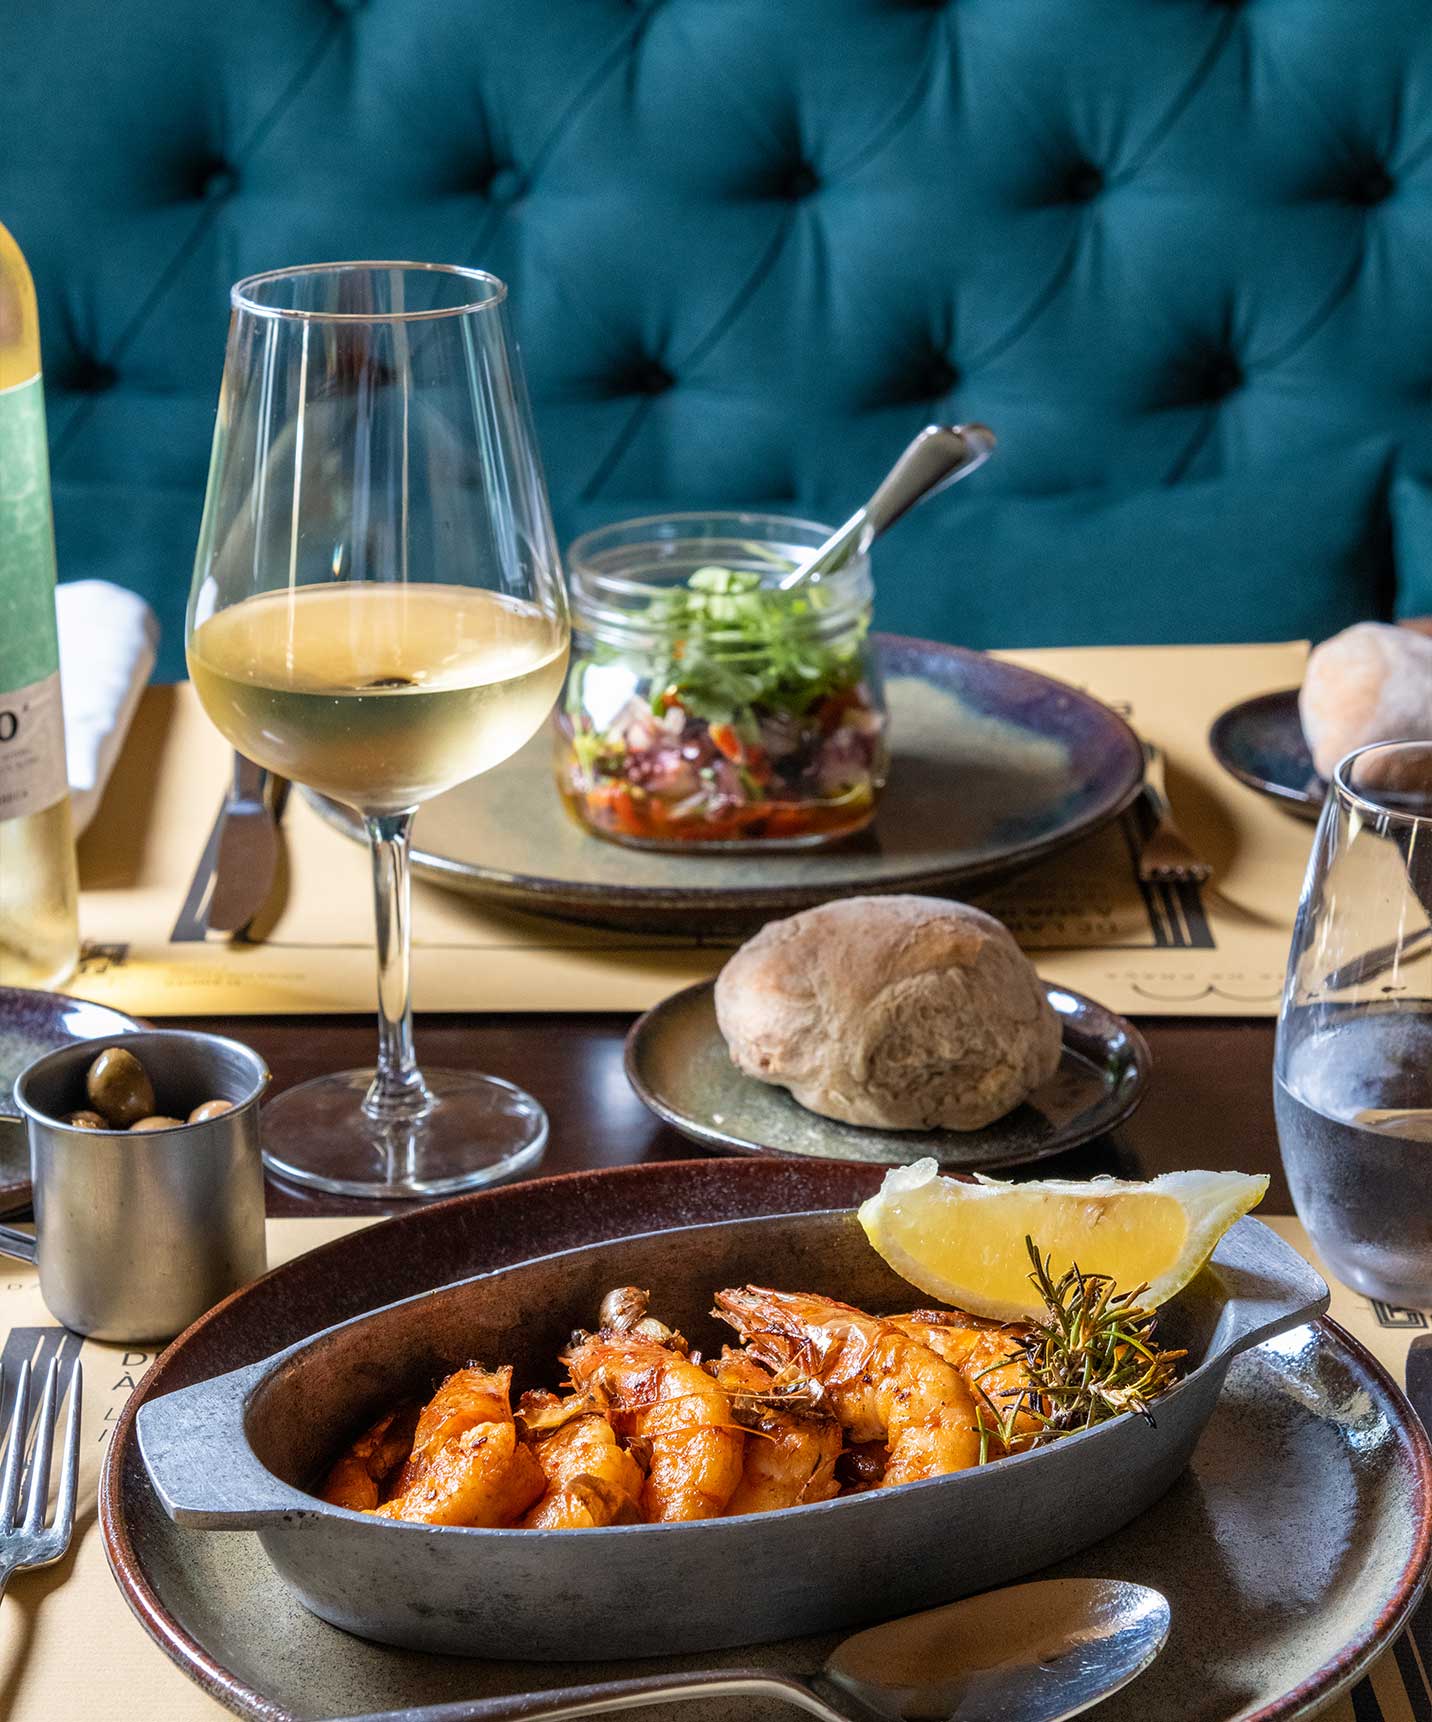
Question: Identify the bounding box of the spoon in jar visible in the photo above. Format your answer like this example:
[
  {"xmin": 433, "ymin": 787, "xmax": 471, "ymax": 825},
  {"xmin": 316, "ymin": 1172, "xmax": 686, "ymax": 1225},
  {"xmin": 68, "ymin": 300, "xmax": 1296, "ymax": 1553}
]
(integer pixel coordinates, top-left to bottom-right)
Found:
[
  {"xmin": 333, "ymin": 1576, "xmax": 1170, "ymax": 1722},
  {"xmin": 777, "ymin": 421, "xmax": 996, "ymax": 590}
]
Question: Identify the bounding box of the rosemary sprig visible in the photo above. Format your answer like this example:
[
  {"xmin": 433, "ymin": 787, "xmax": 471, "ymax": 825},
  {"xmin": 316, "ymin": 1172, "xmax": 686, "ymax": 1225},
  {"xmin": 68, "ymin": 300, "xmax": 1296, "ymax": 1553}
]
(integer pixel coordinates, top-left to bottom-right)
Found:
[{"xmin": 974, "ymin": 1236, "xmax": 1187, "ymax": 1459}]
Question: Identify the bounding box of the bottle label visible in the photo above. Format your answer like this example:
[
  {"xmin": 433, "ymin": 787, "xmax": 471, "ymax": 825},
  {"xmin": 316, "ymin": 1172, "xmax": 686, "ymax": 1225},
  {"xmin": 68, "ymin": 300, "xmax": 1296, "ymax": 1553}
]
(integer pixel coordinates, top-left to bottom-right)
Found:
[
  {"xmin": 0, "ymin": 669, "xmax": 68, "ymax": 819},
  {"xmin": 0, "ymin": 374, "xmax": 62, "ymax": 696}
]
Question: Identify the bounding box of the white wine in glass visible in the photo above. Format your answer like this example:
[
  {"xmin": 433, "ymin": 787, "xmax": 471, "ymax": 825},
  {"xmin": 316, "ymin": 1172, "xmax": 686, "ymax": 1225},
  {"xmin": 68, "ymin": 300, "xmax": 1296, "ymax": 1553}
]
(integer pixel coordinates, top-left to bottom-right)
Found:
[{"xmin": 186, "ymin": 263, "xmax": 570, "ymax": 1198}]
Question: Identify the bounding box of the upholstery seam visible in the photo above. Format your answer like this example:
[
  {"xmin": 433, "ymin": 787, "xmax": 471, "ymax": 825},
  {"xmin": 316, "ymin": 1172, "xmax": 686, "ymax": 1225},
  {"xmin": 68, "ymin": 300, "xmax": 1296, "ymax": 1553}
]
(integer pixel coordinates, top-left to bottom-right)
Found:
[
  {"xmin": 578, "ymin": 395, "xmax": 655, "ymax": 503},
  {"xmin": 51, "ymin": 14, "xmax": 344, "ymax": 470},
  {"xmin": 961, "ymin": 219, "xmax": 1086, "ymax": 372},
  {"xmin": 672, "ymin": 207, "xmax": 794, "ymax": 373},
  {"xmin": 523, "ymin": 8, "xmax": 654, "ymax": 185},
  {"xmin": 823, "ymin": 13, "xmax": 943, "ymax": 182},
  {"xmin": 1116, "ymin": 11, "xmax": 1239, "ymax": 180},
  {"xmin": 1243, "ymin": 236, "xmax": 1366, "ymax": 371}
]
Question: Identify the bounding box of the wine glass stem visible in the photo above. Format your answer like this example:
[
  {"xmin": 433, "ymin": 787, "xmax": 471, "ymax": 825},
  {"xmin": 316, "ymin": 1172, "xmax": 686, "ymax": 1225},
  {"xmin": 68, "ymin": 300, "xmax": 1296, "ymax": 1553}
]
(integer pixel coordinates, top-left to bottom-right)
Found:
[{"xmin": 362, "ymin": 808, "xmax": 432, "ymax": 1124}]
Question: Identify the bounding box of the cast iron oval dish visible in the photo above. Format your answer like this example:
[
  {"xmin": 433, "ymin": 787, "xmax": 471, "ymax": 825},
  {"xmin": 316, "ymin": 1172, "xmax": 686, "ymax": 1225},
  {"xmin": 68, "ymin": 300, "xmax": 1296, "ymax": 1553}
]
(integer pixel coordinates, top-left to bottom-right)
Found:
[{"xmin": 136, "ymin": 1209, "xmax": 1325, "ymax": 1662}]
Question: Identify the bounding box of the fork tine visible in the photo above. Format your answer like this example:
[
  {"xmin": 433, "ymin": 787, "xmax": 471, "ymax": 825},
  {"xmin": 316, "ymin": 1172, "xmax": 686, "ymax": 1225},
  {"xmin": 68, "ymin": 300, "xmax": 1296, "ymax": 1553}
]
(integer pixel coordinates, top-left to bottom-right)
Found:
[
  {"xmin": 0, "ymin": 1360, "xmax": 31, "ymax": 1534},
  {"xmin": 52, "ymin": 1361, "xmax": 81, "ymax": 1549},
  {"xmin": 20, "ymin": 1358, "xmax": 60, "ymax": 1534}
]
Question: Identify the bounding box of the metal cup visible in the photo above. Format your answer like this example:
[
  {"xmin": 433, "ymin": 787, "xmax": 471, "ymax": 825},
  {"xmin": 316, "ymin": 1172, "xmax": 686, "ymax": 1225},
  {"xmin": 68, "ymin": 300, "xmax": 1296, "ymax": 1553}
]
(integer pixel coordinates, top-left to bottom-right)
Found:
[{"xmin": 5, "ymin": 1030, "xmax": 269, "ymax": 1343}]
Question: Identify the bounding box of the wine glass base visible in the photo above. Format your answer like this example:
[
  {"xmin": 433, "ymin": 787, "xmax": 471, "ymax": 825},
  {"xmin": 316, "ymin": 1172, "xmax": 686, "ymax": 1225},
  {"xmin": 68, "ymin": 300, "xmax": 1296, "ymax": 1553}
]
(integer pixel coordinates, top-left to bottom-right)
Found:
[{"xmin": 259, "ymin": 1068, "xmax": 548, "ymax": 1199}]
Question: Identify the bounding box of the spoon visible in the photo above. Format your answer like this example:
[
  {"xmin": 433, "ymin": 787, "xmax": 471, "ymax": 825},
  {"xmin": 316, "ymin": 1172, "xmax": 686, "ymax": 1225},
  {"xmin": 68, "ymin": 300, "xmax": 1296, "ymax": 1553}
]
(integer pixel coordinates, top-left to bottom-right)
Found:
[
  {"xmin": 331, "ymin": 1577, "xmax": 1170, "ymax": 1722},
  {"xmin": 778, "ymin": 422, "xmax": 996, "ymax": 590}
]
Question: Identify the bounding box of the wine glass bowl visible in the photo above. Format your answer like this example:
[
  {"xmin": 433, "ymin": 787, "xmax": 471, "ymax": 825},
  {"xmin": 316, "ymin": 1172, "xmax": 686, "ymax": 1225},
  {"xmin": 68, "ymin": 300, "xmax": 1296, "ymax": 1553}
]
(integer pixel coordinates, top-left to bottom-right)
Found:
[
  {"xmin": 1274, "ymin": 738, "xmax": 1432, "ymax": 1305},
  {"xmin": 185, "ymin": 263, "xmax": 569, "ymax": 1197}
]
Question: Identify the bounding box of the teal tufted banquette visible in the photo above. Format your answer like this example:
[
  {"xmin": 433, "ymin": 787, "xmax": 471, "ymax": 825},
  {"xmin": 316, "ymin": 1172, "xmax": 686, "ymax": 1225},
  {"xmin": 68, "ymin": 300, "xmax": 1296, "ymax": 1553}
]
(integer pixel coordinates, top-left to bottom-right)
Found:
[{"xmin": 4, "ymin": 0, "xmax": 1431, "ymax": 679}]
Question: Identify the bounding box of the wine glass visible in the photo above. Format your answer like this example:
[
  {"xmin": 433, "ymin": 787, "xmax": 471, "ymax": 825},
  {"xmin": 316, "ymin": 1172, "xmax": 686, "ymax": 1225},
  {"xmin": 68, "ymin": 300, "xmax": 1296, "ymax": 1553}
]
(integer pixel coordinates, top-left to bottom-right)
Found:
[
  {"xmin": 185, "ymin": 263, "xmax": 570, "ymax": 1198},
  {"xmin": 1274, "ymin": 738, "xmax": 1432, "ymax": 1305}
]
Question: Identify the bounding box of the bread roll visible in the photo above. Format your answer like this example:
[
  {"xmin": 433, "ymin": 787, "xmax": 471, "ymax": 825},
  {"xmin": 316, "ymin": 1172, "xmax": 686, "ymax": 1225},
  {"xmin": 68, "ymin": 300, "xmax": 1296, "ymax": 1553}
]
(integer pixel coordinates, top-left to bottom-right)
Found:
[
  {"xmin": 1300, "ymin": 622, "xmax": 1432, "ymax": 781},
  {"xmin": 714, "ymin": 895, "xmax": 1060, "ymax": 1132}
]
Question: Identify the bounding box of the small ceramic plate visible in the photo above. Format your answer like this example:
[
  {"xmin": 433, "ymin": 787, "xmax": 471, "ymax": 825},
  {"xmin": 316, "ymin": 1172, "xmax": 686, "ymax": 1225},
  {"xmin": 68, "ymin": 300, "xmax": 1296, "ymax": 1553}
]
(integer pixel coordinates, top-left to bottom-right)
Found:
[
  {"xmin": 103, "ymin": 1159, "xmax": 1432, "ymax": 1722},
  {"xmin": 1208, "ymin": 689, "xmax": 1323, "ymax": 820},
  {"xmin": 306, "ymin": 636, "xmax": 1145, "ymax": 934},
  {"xmin": 0, "ymin": 986, "xmax": 145, "ymax": 1213},
  {"xmin": 624, "ymin": 978, "xmax": 1149, "ymax": 1169}
]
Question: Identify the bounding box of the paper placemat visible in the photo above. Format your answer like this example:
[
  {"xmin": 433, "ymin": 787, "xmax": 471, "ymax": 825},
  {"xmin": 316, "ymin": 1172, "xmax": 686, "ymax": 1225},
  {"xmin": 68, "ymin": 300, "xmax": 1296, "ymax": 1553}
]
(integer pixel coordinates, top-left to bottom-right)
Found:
[
  {"xmin": 0, "ymin": 1211, "xmax": 1426, "ymax": 1721},
  {"xmin": 66, "ymin": 642, "xmax": 1314, "ymax": 1018}
]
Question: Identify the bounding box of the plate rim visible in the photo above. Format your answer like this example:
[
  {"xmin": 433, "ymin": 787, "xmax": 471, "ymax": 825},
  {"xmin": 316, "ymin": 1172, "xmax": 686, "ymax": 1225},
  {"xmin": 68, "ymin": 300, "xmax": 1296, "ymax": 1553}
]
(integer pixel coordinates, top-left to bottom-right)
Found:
[
  {"xmin": 100, "ymin": 1159, "xmax": 1432, "ymax": 1722},
  {"xmin": 0, "ymin": 987, "xmax": 148, "ymax": 1212},
  {"xmin": 306, "ymin": 633, "xmax": 1147, "ymax": 914},
  {"xmin": 1208, "ymin": 688, "xmax": 1324, "ymax": 817},
  {"xmin": 623, "ymin": 976, "xmax": 1151, "ymax": 1169}
]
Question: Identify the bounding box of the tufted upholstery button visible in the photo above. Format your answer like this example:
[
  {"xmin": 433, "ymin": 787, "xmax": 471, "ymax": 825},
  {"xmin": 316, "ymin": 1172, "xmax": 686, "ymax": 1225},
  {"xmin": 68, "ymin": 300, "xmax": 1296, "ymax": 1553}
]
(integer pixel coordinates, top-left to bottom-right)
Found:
[
  {"xmin": 1202, "ymin": 354, "xmax": 1243, "ymax": 400},
  {"xmin": 485, "ymin": 166, "xmax": 526, "ymax": 204},
  {"xmin": 782, "ymin": 160, "xmax": 820, "ymax": 200},
  {"xmin": 1350, "ymin": 164, "xmax": 1394, "ymax": 206},
  {"xmin": 928, "ymin": 357, "xmax": 959, "ymax": 395},
  {"xmin": 627, "ymin": 360, "xmax": 673, "ymax": 396},
  {"xmin": 68, "ymin": 358, "xmax": 117, "ymax": 394},
  {"xmin": 1064, "ymin": 162, "xmax": 1104, "ymax": 203},
  {"xmin": 198, "ymin": 163, "xmax": 238, "ymax": 201}
]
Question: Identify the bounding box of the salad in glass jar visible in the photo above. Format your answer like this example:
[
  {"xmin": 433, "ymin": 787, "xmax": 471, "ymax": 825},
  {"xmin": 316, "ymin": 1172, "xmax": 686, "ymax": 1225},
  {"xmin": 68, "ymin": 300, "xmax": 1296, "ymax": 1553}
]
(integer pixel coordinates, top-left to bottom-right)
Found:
[{"xmin": 557, "ymin": 515, "xmax": 889, "ymax": 851}]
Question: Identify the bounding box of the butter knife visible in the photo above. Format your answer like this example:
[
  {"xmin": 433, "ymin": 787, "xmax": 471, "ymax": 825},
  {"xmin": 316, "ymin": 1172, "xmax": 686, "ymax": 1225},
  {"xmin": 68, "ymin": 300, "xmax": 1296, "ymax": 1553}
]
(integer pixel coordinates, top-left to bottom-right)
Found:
[
  {"xmin": 205, "ymin": 753, "xmax": 287, "ymax": 934},
  {"xmin": 1409, "ymin": 1333, "xmax": 1432, "ymax": 1436}
]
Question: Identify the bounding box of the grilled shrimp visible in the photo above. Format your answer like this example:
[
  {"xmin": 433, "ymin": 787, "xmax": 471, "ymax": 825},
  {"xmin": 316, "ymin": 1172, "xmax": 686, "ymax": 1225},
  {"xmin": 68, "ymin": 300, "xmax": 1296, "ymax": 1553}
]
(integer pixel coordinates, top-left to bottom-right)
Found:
[
  {"xmin": 517, "ymin": 1390, "xmax": 645, "ymax": 1529},
  {"xmin": 890, "ymin": 1310, "xmax": 1043, "ymax": 1451},
  {"xmin": 711, "ymin": 1347, "xmax": 842, "ymax": 1515},
  {"xmin": 319, "ymin": 1401, "xmax": 421, "ymax": 1511},
  {"xmin": 713, "ymin": 1287, "xmax": 981, "ymax": 1485},
  {"xmin": 563, "ymin": 1333, "xmax": 744, "ymax": 1522},
  {"xmin": 375, "ymin": 1365, "xmax": 545, "ymax": 1527}
]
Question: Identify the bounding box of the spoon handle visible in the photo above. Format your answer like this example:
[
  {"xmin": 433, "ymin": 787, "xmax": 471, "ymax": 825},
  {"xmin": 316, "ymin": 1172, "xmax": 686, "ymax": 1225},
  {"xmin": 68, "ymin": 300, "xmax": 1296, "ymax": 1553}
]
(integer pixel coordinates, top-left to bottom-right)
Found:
[
  {"xmin": 865, "ymin": 422, "xmax": 994, "ymax": 538},
  {"xmin": 778, "ymin": 422, "xmax": 995, "ymax": 588},
  {"xmin": 328, "ymin": 1668, "xmax": 851, "ymax": 1722}
]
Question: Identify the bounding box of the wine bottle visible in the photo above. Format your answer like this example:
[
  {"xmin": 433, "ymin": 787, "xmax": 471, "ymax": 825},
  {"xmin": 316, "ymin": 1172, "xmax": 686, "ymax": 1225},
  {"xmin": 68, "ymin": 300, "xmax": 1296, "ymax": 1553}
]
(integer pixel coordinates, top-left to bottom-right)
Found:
[{"xmin": 0, "ymin": 220, "xmax": 78, "ymax": 988}]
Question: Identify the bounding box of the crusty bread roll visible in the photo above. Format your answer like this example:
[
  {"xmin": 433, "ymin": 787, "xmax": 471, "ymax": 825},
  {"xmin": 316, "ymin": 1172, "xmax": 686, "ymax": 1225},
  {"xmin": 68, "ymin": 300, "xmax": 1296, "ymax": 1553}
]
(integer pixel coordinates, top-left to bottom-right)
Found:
[
  {"xmin": 1300, "ymin": 622, "xmax": 1432, "ymax": 781},
  {"xmin": 714, "ymin": 895, "xmax": 1061, "ymax": 1132}
]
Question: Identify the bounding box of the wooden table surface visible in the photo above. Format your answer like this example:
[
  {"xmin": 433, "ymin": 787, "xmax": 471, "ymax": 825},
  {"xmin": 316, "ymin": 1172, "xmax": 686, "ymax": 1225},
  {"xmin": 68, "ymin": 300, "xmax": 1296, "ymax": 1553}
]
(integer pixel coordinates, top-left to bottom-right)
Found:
[{"xmin": 159, "ymin": 1012, "xmax": 1290, "ymax": 1218}]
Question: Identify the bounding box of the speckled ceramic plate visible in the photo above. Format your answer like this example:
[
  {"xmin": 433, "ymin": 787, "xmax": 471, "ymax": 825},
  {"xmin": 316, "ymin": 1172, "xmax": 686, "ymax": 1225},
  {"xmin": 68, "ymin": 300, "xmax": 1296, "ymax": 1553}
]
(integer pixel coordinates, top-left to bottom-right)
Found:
[
  {"xmin": 624, "ymin": 979, "xmax": 1149, "ymax": 1169},
  {"xmin": 0, "ymin": 986, "xmax": 145, "ymax": 1213},
  {"xmin": 104, "ymin": 1160, "xmax": 1431, "ymax": 1722},
  {"xmin": 1208, "ymin": 689, "xmax": 1323, "ymax": 821},
  {"xmin": 306, "ymin": 636, "xmax": 1146, "ymax": 934}
]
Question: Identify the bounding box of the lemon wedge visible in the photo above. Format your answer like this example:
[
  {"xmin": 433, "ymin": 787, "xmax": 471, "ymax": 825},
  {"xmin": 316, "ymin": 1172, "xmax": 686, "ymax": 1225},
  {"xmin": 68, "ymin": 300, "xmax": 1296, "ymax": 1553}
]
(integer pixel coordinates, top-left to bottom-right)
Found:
[{"xmin": 858, "ymin": 1160, "xmax": 1269, "ymax": 1320}]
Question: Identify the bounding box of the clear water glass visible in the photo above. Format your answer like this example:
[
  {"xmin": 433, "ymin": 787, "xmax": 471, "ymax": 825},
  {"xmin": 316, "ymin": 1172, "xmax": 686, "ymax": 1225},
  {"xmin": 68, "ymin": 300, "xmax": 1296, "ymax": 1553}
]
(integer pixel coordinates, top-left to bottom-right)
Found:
[
  {"xmin": 1274, "ymin": 739, "xmax": 1432, "ymax": 1305},
  {"xmin": 185, "ymin": 263, "xmax": 570, "ymax": 1198}
]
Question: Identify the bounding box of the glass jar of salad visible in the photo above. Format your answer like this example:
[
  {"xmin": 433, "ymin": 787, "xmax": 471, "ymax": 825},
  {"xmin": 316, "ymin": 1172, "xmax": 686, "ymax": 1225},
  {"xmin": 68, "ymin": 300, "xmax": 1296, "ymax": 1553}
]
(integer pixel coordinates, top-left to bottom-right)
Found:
[{"xmin": 557, "ymin": 512, "xmax": 888, "ymax": 850}]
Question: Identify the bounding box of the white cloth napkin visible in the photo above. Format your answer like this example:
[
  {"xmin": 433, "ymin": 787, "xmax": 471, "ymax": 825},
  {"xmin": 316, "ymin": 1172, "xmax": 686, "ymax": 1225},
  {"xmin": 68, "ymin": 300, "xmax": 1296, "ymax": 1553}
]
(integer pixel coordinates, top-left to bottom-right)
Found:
[{"xmin": 55, "ymin": 580, "xmax": 159, "ymax": 834}]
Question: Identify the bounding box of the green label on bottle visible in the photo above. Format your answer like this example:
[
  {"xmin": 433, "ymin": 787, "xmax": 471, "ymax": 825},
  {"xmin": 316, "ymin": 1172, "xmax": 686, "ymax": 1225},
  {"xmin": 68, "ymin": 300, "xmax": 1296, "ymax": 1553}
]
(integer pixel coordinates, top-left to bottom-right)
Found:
[{"xmin": 0, "ymin": 374, "xmax": 61, "ymax": 698}]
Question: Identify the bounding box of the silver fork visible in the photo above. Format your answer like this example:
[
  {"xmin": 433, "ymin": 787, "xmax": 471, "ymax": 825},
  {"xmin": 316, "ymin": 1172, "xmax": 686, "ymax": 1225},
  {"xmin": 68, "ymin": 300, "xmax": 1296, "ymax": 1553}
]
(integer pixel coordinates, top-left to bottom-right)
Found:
[
  {"xmin": 1137, "ymin": 743, "xmax": 1213, "ymax": 886},
  {"xmin": 0, "ymin": 1357, "xmax": 82, "ymax": 1602}
]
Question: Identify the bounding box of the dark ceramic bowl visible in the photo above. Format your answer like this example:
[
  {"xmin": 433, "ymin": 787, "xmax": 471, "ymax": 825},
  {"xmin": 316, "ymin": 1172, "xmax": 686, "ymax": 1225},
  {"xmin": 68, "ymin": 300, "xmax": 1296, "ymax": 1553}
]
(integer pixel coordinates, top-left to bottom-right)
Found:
[
  {"xmin": 136, "ymin": 1211, "xmax": 1326, "ymax": 1662},
  {"xmin": 1208, "ymin": 689, "xmax": 1323, "ymax": 820}
]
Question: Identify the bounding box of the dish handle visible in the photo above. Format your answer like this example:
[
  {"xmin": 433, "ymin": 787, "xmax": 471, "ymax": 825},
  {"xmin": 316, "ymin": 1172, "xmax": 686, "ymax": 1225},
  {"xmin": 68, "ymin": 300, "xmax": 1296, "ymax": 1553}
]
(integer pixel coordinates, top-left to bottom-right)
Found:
[
  {"xmin": 1204, "ymin": 1217, "xmax": 1330, "ymax": 1366},
  {"xmin": 136, "ymin": 1359, "xmax": 309, "ymax": 1529}
]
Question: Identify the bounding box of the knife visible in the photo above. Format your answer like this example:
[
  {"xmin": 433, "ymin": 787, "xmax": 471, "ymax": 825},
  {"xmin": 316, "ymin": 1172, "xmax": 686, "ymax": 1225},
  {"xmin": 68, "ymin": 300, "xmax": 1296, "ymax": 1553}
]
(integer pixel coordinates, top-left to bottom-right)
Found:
[
  {"xmin": 205, "ymin": 753, "xmax": 288, "ymax": 934},
  {"xmin": 1409, "ymin": 1334, "xmax": 1432, "ymax": 1437}
]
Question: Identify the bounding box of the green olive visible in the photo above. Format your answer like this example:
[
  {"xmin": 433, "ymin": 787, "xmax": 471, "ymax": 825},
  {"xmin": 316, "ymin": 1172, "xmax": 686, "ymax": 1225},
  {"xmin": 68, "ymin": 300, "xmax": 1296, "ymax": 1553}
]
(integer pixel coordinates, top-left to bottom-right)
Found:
[
  {"xmin": 187, "ymin": 1099, "xmax": 233, "ymax": 1124},
  {"xmin": 129, "ymin": 1115, "xmax": 184, "ymax": 1132},
  {"xmin": 85, "ymin": 1046, "xmax": 156, "ymax": 1127},
  {"xmin": 63, "ymin": 1109, "xmax": 109, "ymax": 1130}
]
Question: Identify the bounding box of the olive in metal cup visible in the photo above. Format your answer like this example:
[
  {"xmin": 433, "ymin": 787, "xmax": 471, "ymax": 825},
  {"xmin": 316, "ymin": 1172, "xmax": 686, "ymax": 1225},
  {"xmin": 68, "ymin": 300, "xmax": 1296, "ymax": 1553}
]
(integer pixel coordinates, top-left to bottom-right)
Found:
[{"xmin": 3, "ymin": 1030, "xmax": 269, "ymax": 1343}]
